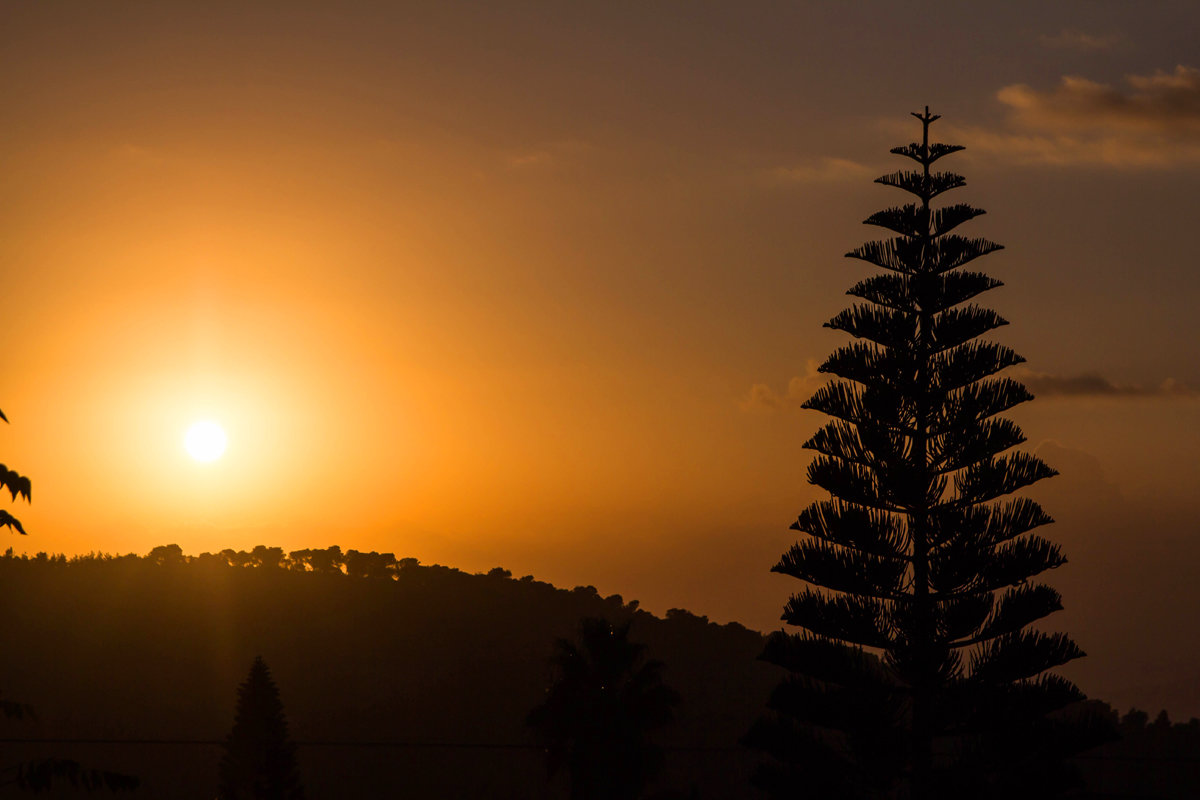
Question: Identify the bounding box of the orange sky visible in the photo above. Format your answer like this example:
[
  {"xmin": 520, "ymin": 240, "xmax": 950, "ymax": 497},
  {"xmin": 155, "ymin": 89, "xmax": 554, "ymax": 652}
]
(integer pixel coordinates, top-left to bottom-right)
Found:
[{"xmin": 3, "ymin": 1, "xmax": 1200, "ymax": 718}]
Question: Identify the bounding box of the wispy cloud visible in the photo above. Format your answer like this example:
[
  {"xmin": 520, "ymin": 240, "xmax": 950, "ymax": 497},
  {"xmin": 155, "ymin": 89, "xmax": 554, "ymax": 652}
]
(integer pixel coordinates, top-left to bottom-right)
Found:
[
  {"xmin": 1039, "ymin": 29, "xmax": 1122, "ymax": 51},
  {"xmin": 1015, "ymin": 369, "xmax": 1198, "ymax": 399},
  {"xmin": 743, "ymin": 366, "xmax": 1197, "ymax": 409},
  {"xmin": 999, "ymin": 66, "xmax": 1200, "ymax": 134},
  {"xmin": 960, "ymin": 65, "xmax": 1200, "ymax": 167},
  {"xmin": 739, "ymin": 360, "xmax": 827, "ymax": 412},
  {"xmin": 503, "ymin": 139, "xmax": 594, "ymax": 170},
  {"xmin": 763, "ymin": 157, "xmax": 874, "ymax": 184}
]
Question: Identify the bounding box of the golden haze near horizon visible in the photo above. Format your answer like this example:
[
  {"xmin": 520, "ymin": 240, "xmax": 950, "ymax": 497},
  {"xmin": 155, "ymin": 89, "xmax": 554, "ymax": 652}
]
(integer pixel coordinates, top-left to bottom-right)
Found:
[{"xmin": 3, "ymin": 1, "xmax": 1200, "ymax": 719}]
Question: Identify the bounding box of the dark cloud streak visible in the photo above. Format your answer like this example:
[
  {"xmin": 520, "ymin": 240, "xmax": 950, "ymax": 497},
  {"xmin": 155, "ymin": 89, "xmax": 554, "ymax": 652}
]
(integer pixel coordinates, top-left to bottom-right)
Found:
[
  {"xmin": 1039, "ymin": 29, "xmax": 1122, "ymax": 52},
  {"xmin": 1017, "ymin": 370, "xmax": 1197, "ymax": 399}
]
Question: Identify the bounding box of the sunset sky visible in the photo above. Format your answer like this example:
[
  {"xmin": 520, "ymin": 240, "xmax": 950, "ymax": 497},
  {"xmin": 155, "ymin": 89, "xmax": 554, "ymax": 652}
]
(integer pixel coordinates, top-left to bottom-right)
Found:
[{"xmin": 2, "ymin": 1, "xmax": 1199, "ymax": 718}]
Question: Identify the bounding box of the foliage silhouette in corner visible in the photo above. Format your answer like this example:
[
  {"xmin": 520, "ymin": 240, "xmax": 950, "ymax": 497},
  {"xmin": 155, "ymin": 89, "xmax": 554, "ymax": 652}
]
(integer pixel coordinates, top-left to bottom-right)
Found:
[
  {"xmin": 0, "ymin": 410, "xmax": 137, "ymax": 792},
  {"xmin": 0, "ymin": 407, "xmax": 31, "ymax": 536}
]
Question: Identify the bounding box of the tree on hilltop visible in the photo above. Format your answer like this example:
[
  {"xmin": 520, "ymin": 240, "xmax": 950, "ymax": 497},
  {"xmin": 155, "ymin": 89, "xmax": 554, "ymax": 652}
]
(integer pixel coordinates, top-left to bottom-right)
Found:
[{"xmin": 746, "ymin": 109, "xmax": 1108, "ymax": 799}]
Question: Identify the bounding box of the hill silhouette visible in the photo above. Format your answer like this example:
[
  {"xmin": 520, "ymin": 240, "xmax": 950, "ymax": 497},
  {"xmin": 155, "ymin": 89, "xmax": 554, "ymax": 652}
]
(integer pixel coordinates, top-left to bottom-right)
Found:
[
  {"xmin": 0, "ymin": 547, "xmax": 1195, "ymax": 798},
  {"xmin": 0, "ymin": 546, "xmax": 774, "ymax": 798}
]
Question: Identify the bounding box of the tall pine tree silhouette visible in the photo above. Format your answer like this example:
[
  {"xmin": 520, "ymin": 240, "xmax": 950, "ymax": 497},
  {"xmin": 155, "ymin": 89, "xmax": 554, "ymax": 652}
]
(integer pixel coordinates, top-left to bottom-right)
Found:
[
  {"xmin": 218, "ymin": 657, "xmax": 304, "ymax": 800},
  {"xmin": 747, "ymin": 109, "xmax": 1100, "ymax": 799}
]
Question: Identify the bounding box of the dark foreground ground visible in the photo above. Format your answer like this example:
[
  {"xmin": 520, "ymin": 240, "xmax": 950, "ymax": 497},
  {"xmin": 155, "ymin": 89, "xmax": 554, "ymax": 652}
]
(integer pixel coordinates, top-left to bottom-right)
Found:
[{"xmin": 0, "ymin": 550, "xmax": 1195, "ymax": 798}]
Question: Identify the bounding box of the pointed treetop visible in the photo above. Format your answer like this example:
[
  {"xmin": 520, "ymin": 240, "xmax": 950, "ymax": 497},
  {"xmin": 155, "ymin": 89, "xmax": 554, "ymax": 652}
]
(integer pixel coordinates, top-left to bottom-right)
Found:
[{"xmin": 911, "ymin": 105, "xmax": 940, "ymax": 125}]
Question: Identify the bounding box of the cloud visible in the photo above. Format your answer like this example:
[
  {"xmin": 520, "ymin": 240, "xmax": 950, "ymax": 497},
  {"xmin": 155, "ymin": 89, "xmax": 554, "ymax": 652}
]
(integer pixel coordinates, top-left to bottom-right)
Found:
[
  {"xmin": 963, "ymin": 65, "xmax": 1200, "ymax": 167},
  {"xmin": 503, "ymin": 139, "xmax": 594, "ymax": 170},
  {"xmin": 998, "ymin": 66, "xmax": 1200, "ymax": 134},
  {"xmin": 1014, "ymin": 369, "xmax": 1198, "ymax": 399},
  {"xmin": 1030, "ymin": 439, "xmax": 1124, "ymax": 506},
  {"xmin": 946, "ymin": 126, "xmax": 1196, "ymax": 168},
  {"xmin": 743, "ymin": 366, "xmax": 1196, "ymax": 409},
  {"xmin": 763, "ymin": 157, "xmax": 874, "ymax": 184},
  {"xmin": 1039, "ymin": 29, "xmax": 1122, "ymax": 51},
  {"xmin": 739, "ymin": 360, "xmax": 828, "ymax": 412}
]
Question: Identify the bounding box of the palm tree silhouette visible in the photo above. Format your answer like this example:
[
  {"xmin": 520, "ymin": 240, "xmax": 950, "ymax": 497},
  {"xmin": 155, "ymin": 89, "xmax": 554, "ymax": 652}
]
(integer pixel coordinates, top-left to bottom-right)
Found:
[{"xmin": 528, "ymin": 617, "xmax": 679, "ymax": 800}]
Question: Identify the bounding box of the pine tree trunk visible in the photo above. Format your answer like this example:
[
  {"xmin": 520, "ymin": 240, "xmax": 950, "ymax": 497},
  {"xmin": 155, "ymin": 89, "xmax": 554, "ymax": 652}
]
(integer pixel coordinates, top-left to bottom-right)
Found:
[{"xmin": 910, "ymin": 108, "xmax": 935, "ymax": 800}]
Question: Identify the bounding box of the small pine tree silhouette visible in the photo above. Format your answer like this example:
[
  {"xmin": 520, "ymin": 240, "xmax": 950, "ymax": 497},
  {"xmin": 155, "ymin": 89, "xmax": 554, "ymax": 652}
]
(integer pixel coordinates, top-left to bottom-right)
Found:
[
  {"xmin": 218, "ymin": 657, "xmax": 304, "ymax": 800},
  {"xmin": 746, "ymin": 109, "xmax": 1109, "ymax": 799}
]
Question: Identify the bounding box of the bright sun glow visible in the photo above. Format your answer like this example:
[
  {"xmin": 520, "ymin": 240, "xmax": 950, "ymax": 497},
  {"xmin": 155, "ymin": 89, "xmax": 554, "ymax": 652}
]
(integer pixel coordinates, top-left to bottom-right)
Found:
[{"xmin": 184, "ymin": 420, "xmax": 228, "ymax": 462}]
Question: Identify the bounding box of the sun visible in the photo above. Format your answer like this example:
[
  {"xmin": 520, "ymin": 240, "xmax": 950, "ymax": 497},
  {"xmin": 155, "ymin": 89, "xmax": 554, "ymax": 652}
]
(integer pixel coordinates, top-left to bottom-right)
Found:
[{"xmin": 184, "ymin": 420, "xmax": 228, "ymax": 462}]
